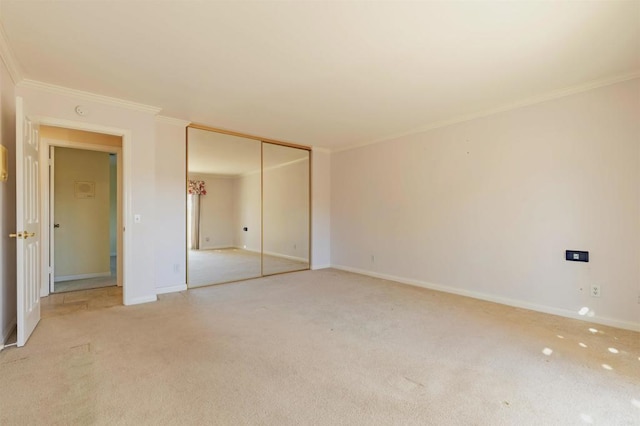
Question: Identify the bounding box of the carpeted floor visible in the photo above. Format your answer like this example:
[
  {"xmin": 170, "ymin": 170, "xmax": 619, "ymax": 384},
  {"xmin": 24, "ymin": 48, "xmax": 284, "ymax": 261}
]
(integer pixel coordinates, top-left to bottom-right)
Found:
[
  {"xmin": 188, "ymin": 248, "xmax": 308, "ymax": 287},
  {"xmin": 1, "ymin": 269, "xmax": 638, "ymax": 425}
]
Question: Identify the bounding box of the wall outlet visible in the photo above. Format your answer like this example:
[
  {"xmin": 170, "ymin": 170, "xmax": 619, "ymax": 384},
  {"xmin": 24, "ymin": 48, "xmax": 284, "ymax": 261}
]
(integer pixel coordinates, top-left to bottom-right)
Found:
[
  {"xmin": 371, "ymin": 255, "xmax": 375, "ymax": 263},
  {"xmin": 591, "ymin": 284, "xmax": 601, "ymax": 298},
  {"xmin": 173, "ymin": 264, "xmax": 180, "ymax": 273}
]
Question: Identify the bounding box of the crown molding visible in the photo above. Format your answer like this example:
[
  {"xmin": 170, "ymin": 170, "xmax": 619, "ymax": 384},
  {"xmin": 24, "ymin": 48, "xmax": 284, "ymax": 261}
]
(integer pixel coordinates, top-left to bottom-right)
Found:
[
  {"xmin": 156, "ymin": 115, "xmax": 190, "ymax": 127},
  {"xmin": 0, "ymin": 22, "xmax": 23, "ymax": 84},
  {"xmin": 312, "ymin": 146, "xmax": 331, "ymax": 154},
  {"xmin": 333, "ymin": 70, "xmax": 640, "ymax": 154},
  {"xmin": 18, "ymin": 79, "xmax": 162, "ymax": 114}
]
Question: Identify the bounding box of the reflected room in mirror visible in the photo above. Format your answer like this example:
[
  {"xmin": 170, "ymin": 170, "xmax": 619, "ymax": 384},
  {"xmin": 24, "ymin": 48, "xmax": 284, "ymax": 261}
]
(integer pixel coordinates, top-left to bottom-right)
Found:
[
  {"xmin": 187, "ymin": 128, "xmax": 262, "ymax": 287},
  {"xmin": 186, "ymin": 127, "xmax": 311, "ymax": 288}
]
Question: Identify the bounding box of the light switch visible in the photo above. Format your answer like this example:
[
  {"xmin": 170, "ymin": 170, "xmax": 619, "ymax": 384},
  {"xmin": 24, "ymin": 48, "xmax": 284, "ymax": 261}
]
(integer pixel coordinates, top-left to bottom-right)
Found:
[{"xmin": 134, "ymin": 214, "xmax": 142, "ymax": 223}]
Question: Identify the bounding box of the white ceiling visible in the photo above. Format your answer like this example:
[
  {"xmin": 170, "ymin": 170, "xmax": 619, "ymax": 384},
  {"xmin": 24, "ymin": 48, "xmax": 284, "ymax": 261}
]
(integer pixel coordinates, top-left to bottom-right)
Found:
[{"xmin": 1, "ymin": 1, "xmax": 638, "ymax": 150}]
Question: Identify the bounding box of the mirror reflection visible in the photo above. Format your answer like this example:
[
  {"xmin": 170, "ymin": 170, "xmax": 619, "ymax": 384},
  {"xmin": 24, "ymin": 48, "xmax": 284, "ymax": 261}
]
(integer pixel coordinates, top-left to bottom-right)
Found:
[
  {"xmin": 187, "ymin": 128, "xmax": 262, "ymax": 287},
  {"xmin": 263, "ymin": 143, "xmax": 310, "ymax": 275}
]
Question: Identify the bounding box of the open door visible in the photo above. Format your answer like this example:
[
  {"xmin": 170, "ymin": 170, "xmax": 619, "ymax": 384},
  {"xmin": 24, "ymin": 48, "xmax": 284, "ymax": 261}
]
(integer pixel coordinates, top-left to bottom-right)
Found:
[{"xmin": 12, "ymin": 96, "xmax": 41, "ymax": 347}]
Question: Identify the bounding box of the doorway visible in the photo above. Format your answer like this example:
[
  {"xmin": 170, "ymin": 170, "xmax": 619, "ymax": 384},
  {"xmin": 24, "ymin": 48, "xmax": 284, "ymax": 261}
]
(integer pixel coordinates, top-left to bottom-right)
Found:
[
  {"xmin": 40, "ymin": 126, "xmax": 123, "ymax": 297},
  {"xmin": 50, "ymin": 147, "xmax": 117, "ymax": 292}
]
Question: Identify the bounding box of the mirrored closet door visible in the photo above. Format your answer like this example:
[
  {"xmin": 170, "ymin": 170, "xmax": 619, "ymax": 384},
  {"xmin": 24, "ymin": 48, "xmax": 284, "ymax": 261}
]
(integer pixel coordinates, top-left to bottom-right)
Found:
[
  {"xmin": 186, "ymin": 126, "xmax": 311, "ymax": 288},
  {"xmin": 262, "ymin": 143, "xmax": 310, "ymax": 275},
  {"xmin": 187, "ymin": 127, "xmax": 262, "ymax": 287}
]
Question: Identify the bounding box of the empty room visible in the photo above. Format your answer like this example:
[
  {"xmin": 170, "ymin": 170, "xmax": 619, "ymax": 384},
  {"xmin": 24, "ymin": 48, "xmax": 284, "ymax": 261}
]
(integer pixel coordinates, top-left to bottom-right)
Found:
[{"xmin": 0, "ymin": 1, "xmax": 638, "ymax": 425}]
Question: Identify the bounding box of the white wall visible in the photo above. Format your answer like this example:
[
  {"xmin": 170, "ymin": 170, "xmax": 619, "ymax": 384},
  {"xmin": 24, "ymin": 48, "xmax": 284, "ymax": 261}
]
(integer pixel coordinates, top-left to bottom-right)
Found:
[
  {"xmin": 154, "ymin": 119, "xmax": 187, "ymax": 294},
  {"xmin": 17, "ymin": 85, "xmax": 158, "ymax": 305},
  {"xmin": 311, "ymin": 149, "xmax": 331, "ymax": 269},
  {"xmin": 0, "ymin": 59, "xmax": 16, "ymax": 344},
  {"xmin": 53, "ymin": 148, "xmax": 110, "ymax": 279},
  {"xmin": 233, "ymin": 172, "xmax": 261, "ymax": 252},
  {"xmin": 188, "ymin": 173, "xmax": 235, "ymax": 249},
  {"xmin": 331, "ymin": 78, "xmax": 640, "ymax": 330}
]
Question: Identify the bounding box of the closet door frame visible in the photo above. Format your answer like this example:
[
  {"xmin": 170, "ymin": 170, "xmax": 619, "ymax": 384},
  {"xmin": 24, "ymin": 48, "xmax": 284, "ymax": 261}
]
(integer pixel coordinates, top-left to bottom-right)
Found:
[{"xmin": 185, "ymin": 123, "xmax": 312, "ymax": 286}]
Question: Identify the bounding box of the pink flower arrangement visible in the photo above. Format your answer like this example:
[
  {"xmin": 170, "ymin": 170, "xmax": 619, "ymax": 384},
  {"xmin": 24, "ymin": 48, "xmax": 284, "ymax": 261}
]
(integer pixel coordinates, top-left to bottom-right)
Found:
[{"xmin": 188, "ymin": 179, "xmax": 206, "ymax": 195}]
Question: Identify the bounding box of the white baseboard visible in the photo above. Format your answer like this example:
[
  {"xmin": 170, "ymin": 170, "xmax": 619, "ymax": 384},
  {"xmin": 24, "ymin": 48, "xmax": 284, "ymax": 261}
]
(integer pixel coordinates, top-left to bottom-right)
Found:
[
  {"xmin": 311, "ymin": 264, "xmax": 331, "ymax": 270},
  {"xmin": 237, "ymin": 246, "xmax": 261, "ymax": 254},
  {"xmin": 263, "ymin": 250, "xmax": 308, "ymax": 263},
  {"xmin": 2, "ymin": 317, "xmax": 16, "ymax": 345},
  {"xmin": 331, "ymin": 264, "xmax": 640, "ymax": 332},
  {"xmin": 124, "ymin": 295, "xmax": 157, "ymax": 306},
  {"xmin": 198, "ymin": 245, "xmax": 234, "ymax": 251},
  {"xmin": 156, "ymin": 284, "xmax": 187, "ymax": 295},
  {"xmin": 55, "ymin": 271, "xmax": 111, "ymax": 282}
]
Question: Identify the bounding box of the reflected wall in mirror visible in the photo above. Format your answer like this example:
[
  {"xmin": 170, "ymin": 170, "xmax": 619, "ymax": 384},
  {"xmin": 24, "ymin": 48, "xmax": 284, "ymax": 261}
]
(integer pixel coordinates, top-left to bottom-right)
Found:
[
  {"xmin": 262, "ymin": 143, "xmax": 310, "ymax": 275},
  {"xmin": 187, "ymin": 127, "xmax": 262, "ymax": 287}
]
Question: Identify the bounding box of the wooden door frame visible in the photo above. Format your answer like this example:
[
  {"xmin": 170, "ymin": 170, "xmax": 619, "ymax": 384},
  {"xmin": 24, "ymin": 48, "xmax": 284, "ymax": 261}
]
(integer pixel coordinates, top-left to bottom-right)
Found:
[
  {"xmin": 36, "ymin": 117, "xmax": 132, "ymax": 304},
  {"xmin": 44, "ymin": 141, "xmax": 122, "ymax": 295}
]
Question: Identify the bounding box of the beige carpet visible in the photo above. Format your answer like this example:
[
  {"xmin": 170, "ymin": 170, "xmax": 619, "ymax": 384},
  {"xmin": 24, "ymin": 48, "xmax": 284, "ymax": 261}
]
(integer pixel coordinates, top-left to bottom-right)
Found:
[
  {"xmin": 1, "ymin": 269, "xmax": 638, "ymax": 425},
  {"xmin": 188, "ymin": 248, "xmax": 308, "ymax": 287}
]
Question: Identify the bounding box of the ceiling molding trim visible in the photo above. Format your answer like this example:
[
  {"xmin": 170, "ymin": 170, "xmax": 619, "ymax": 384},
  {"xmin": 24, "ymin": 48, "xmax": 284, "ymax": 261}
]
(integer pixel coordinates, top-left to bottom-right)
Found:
[
  {"xmin": 18, "ymin": 79, "xmax": 162, "ymax": 114},
  {"xmin": 156, "ymin": 115, "xmax": 191, "ymax": 127},
  {"xmin": 312, "ymin": 146, "xmax": 332, "ymax": 154},
  {"xmin": 333, "ymin": 70, "xmax": 640, "ymax": 154},
  {"xmin": 0, "ymin": 22, "xmax": 24, "ymax": 85}
]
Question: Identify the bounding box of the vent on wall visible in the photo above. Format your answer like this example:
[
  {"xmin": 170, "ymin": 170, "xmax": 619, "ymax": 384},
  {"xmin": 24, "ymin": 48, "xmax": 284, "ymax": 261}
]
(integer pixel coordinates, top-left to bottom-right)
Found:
[{"xmin": 74, "ymin": 181, "xmax": 95, "ymax": 198}]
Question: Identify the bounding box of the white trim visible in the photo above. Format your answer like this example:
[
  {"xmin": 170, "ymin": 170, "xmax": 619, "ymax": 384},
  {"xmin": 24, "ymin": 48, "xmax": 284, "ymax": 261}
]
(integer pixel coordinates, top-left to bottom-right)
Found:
[
  {"xmin": 263, "ymin": 157, "xmax": 308, "ymax": 174},
  {"xmin": 125, "ymin": 295, "xmax": 158, "ymax": 305},
  {"xmin": 199, "ymin": 245, "xmax": 236, "ymax": 250},
  {"xmin": 35, "ymin": 117, "xmax": 127, "ymax": 137},
  {"xmin": 216, "ymin": 246, "xmax": 309, "ymax": 264},
  {"xmin": 156, "ymin": 284, "xmax": 187, "ymax": 295},
  {"xmin": 312, "ymin": 146, "xmax": 331, "ymax": 154},
  {"xmin": 311, "ymin": 264, "xmax": 331, "ymax": 270},
  {"xmin": 0, "ymin": 23, "xmax": 23, "ymax": 84},
  {"xmin": 241, "ymin": 155, "xmax": 309, "ymax": 177},
  {"xmin": 43, "ymin": 139, "xmax": 120, "ymax": 153},
  {"xmin": 19, "ymin": 79, "xmax": 162, "ymax": 114},
  {"xmin": 54, "ymin": 272, "xmax": 111, "ymax": 282},
  {"xmin": 37, "ymin": 117, "xmax": 134, "ymax": 305},
  {"xmin": 2, "ymin": 318, "xmax": 16, "ymax": 345},
  {"xmin": 156, "ymin": 115, "xmax": 190, "ymax": 127},
  {"xmin": 263, "ymin": 250, "xmax": 308, "ymax": 263},
  {"xmin": 40, "ymin": 136, "xmax": 123, "ymax": 297},
  {"xmin": 331, "ymin": 264, "xmax": 640, "ymax": 332},
  {"xmin": 333, "ymin": 71, "xmax": 640, "ymax": 153}
]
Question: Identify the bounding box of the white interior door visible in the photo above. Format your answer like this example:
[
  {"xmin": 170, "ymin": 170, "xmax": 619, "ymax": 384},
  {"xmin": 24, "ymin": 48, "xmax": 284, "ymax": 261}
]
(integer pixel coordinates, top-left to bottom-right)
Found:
[{"xmin": 14, "ymin": 96, "xmax": 41, "ymax": 347}]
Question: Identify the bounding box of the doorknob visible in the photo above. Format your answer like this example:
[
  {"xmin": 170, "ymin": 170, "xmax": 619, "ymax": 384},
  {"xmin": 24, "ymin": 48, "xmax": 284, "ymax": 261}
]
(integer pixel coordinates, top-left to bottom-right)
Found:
[
  {"xmin": 8, "ymin": 231, "xmax": 36, "ymax": 239},
  {"xmin": 54, "ymin": 224, "xmax": 60, "ymax": 228}
]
